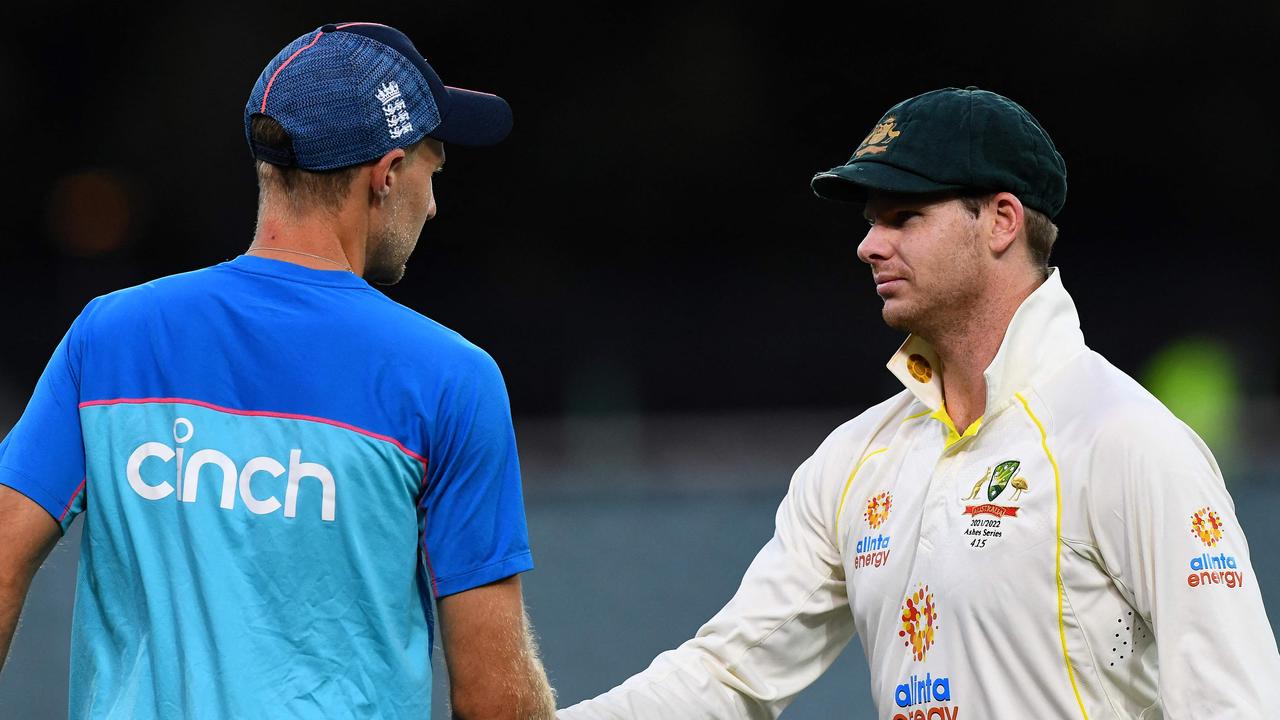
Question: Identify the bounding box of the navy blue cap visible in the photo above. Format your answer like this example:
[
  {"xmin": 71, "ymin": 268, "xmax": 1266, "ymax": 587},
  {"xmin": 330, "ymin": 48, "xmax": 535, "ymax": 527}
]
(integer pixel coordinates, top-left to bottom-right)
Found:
[{"xmin": 246, "ymin": 22, "xmax": 513, "ymax": 170}]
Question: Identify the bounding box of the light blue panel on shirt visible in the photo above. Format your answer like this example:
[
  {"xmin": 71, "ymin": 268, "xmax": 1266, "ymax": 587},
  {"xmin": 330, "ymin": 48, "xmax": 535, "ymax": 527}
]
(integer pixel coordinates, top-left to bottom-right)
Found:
[{"xmin": 75, "ymin": 400, "xmax": 430, "ymax": 720}]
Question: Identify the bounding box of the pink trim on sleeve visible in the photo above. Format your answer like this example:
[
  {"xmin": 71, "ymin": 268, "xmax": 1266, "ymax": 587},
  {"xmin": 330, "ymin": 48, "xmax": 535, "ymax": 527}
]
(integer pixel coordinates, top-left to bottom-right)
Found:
[{"xmin": 58, "ymin": 477, "xmax": 87, "ymax": 522}]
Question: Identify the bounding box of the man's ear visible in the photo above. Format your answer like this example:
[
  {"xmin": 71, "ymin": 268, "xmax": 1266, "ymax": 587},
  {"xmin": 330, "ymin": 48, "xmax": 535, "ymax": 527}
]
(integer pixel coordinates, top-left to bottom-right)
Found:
[
  {"xmin": 988, "ymin": 192, "xmax": 1025, "ymax": 255},
  {"xmin": 370, "ymin": 147, "xmax": 408, "ymax": 202}
]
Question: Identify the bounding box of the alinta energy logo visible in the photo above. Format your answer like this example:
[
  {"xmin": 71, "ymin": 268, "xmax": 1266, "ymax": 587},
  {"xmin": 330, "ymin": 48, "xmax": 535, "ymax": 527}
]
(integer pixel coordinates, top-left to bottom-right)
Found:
[
  {"xmin": 1187, "ymin": 507, "xmax": 1243, "ymax": 589},
  {"xmin": 865, "ymin": 491, "xmax": 893, "ymax": 529},
  {"xmin": 855, "ymin": 491, "xmax": 892, "ymax": 569},
  {"xmin": 1191, "ymin": 507, "xmax": 1223, "ymax": 547},
  {"xmin": 899, "ymin": 585, "xmax": 938, "ymax": 662},
  {"xmin": 894, "ymin": 584, "xmax": 957, "ymax": 720}
]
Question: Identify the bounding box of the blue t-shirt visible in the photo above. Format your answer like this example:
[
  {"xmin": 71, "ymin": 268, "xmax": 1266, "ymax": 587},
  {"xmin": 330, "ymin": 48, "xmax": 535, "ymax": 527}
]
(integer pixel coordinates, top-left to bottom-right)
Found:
[{"xmin": 0, "ymin": 255, "xmax": 533, "ymax": 719}]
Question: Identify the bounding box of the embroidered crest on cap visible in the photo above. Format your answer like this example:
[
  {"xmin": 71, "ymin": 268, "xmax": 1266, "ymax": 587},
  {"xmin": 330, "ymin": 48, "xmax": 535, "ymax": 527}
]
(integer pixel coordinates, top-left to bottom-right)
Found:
[
  {"xmin": 376, "ymin": 81, "xmax": 414, "ymax": 140},
  {"xmin": 854, "ymin": 116, "xmax": 901, "ymax": 158}
]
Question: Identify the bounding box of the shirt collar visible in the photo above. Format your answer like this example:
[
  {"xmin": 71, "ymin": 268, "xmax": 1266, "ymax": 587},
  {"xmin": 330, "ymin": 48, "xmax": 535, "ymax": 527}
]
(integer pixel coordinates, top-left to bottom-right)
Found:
[
  {"xmin": 887, "ymin": 268, "xmax": 1087, "ymax": 421},
  {"xmin": 223, "ymin": 254, "xmax": 372, "ymax": 289}
]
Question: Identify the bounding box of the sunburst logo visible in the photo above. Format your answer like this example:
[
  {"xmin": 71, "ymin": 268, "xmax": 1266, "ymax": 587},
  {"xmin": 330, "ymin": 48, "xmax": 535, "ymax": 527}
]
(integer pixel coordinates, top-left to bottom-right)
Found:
[
  {"xmin": 865, "ymin": 492, "xmax": 893, "ymax": 529},
  {"xmin": 899, "ymin": 584, "xmax": 938, "ymax": 662},
  {"xmin": 1191, "ymin": 507, "xmax": 1224, "ymax": 547},
  {"xmin": 906, "ymin": 354, "xmax": 933, "ymax": 383}
]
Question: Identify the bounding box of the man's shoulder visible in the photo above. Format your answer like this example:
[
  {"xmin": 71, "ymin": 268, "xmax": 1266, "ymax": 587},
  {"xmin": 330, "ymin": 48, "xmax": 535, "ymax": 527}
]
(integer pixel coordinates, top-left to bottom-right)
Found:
[
  {"xmin": 74, "ymin": 264, "xmax": 229, "ymax": 331},
  {"xmin": 80, "ymin": 264, "xmax": 490, "ymax": 359},
  {"xmin": 783, "ymin": 391, "xmax": 918, "ymax": 515},
  {"xmin": 1035, "ymin": 349, "xmax": 1210, "ymax": 463},
  {"xmin": 814, "ymin": 390, "xmax": 918, "ymax": 460},
  {"xmin": 1038, "ymin": 349, "xmax": 1175, "ymax": 423},
  {"xmin": 360, "ymin": 293, "xmax": 496, "ymax": 370}
]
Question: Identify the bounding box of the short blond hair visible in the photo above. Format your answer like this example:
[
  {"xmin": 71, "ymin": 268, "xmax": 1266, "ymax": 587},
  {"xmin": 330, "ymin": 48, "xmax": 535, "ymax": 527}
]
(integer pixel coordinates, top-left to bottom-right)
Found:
[
  {"xmin": 251, "ymin": 116, "xmax": 364, "ymax": 213},
  {"xmin": 960, "ymin": 193, "xmax": 1059, "ymax": 273}
]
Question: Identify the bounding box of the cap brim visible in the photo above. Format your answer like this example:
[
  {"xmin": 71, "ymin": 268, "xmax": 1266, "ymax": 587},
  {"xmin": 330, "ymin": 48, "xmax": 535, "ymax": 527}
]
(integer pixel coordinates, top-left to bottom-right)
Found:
[
  {"xmin": 811, "ymin": 161, "xmax": 966, "ymax": 203},
  {"xmin": 428, "ymin": 87, "xmax": 513, "ymax": 147}
]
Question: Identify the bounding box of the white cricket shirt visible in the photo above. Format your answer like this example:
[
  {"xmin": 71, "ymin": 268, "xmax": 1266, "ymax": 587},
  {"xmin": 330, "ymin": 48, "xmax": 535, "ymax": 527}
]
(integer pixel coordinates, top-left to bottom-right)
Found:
[{"xmin": 559, "ymin": 270, "xmax": 1280, "ymax": 719}]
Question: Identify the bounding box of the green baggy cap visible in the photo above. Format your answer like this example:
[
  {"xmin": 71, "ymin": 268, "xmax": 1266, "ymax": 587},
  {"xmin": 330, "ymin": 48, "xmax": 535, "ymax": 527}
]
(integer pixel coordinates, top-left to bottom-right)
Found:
[{"xmin": 811, "ymin": 87, "xmax": 1068, "ymax": 218}]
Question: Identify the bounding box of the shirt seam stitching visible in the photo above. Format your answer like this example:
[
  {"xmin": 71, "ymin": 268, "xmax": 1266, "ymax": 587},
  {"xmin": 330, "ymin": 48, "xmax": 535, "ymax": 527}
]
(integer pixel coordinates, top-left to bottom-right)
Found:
[
  {"xmin": 725, "ymin": 566, "xmax": 840, "ymax": 674},
  {"xmin": 1060, "ymin": 577, "xmax": 1127, "ymax": 718},
  {"xmin": 1060, "ymin": 537, "xmax": 1152, "ymax": 628},
  {"xmin": 0, "ymin": 465, "xmax": 65, "ymax": 521}
]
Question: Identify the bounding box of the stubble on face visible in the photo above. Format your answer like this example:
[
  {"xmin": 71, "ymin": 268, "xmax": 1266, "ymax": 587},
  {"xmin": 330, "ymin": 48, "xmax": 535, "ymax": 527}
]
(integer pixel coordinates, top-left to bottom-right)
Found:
[
  {"xmin": 365, "ymin": 180, "xmax": 427, "ymax": 286},
  {"xmin": 879, "ymin": 205, "xmax": 988, "ymax": 340}
]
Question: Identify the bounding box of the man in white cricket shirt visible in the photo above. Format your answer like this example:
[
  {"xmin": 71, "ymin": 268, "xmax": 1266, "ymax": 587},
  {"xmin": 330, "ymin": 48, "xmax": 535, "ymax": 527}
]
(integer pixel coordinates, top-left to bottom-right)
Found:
[{"xmin": 558, "ymin": 87, "xmax": 1280, "ymax": 718}]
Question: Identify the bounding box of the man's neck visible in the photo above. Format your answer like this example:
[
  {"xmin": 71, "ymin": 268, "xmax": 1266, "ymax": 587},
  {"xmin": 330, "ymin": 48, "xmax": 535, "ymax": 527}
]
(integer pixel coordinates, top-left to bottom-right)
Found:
[
  {"xmin": 250, "ymin": 208, "xmax": 367, "ymax": 275},
  {"xmin": 924, "ymin": 273, "xmax": 1045, "ymax": 432}
]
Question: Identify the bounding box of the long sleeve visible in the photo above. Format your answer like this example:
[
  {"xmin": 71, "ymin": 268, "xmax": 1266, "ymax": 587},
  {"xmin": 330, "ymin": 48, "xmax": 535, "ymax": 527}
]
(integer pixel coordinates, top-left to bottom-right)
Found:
[
  {"xmin": 559, "ymin": 432, "xmax": 859, "ymax": 720},
  {"xmin": 1085, "ymin": 407, "xmax": 1280, "ymax": 717}
]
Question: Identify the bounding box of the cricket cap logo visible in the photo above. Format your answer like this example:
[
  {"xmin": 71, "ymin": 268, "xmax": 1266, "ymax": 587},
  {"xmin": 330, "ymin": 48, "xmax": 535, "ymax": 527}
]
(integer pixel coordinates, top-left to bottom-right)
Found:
[
  {"xmin": 1191, "ymin": 507, "xmax": 1224, "ymax": 547},
  {"xmin": 865, "ymin": 491, "xmax": 893, "ymax": 529},
  {"xmin": 854, "ymin": 116, "xmax": 901, "ymax": 158},
  {"xmin": 899, "ymin": 584, "xmax": 938, "ymax": 662}
]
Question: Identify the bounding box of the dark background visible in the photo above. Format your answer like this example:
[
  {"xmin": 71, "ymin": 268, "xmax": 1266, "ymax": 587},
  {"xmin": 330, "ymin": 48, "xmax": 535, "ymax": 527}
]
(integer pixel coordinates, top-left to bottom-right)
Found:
[
  {"xmin": 3, "ymin": 2, "xmax": 1280, "ymax": 717},
  {"xmin": 3, "ymin": 2, "xmax": 1278, "ymax": 416}
]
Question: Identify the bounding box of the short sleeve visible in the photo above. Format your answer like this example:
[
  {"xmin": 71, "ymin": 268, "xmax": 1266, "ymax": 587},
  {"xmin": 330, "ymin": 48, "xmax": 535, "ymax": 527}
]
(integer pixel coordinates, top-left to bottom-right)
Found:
[
  {"xmin": 0, "ymin": 311, "xmax": 90, "ymax": 533},
  {"xmin": 419, "ymin": 349, "xmax": 532, "ymax": 597}
]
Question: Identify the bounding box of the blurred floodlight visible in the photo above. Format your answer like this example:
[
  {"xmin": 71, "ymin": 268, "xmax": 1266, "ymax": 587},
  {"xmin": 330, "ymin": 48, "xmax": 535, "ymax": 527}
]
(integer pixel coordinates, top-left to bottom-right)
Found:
[
  {"xmin": 1143, "ymin": 337, "xmax": 1240, "ymax": 463},
  {"xmin": 46, "ymin": 169, "xmax": 137, "ymax": 257}
]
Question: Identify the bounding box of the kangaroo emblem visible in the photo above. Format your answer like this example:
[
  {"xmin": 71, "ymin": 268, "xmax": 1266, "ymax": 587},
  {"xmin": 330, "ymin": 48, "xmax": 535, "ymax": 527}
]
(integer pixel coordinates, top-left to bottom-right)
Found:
[{"xmin": 963, "ymin": 467, "xmax": 991, "ymax": 501}]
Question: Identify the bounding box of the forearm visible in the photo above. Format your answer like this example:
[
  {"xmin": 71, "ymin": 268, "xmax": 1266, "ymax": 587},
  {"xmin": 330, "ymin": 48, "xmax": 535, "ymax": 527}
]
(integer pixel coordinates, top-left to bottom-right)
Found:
[
  {"xmin": 0, "ymin": 484, "xmax": 61, "ymax": 676},
  {"xmin": 0, "ymin": 575, "xmax": 35, "ymax": 674},
  {"xmin": 443, "ymin": 578, "xmax": 557, "ymax": 720},
  {"xmin": 456, "ymin": 607, "xmax": 555, "ymax": 720},
  {"xmin": 451, "ymin": 636, "xmax": 556, "ymax": 719}
]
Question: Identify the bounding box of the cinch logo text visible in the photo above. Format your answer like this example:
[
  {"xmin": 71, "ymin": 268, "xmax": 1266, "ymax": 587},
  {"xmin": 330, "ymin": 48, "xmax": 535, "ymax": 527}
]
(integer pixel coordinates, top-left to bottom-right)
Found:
[{"xmin": 126, "ymin": 418, "xmax": 337, "ymax": 522}]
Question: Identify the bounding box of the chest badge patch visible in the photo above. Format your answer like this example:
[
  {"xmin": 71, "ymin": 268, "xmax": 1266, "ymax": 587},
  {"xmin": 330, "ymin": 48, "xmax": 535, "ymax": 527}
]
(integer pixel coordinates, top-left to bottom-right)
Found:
[
  {"xmin": 961, "ymin": 460, "xmax": 1029, "ymax": 550},
  {"xmin": 961, "ymin": 460, "xmax": 1028, "ymax": 516}
]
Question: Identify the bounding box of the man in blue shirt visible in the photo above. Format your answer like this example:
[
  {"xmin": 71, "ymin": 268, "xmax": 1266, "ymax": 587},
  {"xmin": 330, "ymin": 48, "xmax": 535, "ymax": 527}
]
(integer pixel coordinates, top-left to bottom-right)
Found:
[{"xmin": 0, "ymin": 22, "xmax": 555, "ymax": 719}]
